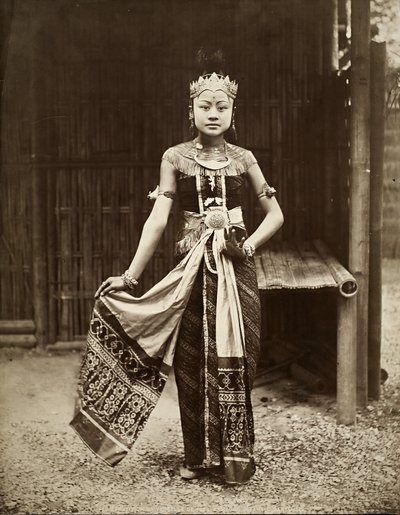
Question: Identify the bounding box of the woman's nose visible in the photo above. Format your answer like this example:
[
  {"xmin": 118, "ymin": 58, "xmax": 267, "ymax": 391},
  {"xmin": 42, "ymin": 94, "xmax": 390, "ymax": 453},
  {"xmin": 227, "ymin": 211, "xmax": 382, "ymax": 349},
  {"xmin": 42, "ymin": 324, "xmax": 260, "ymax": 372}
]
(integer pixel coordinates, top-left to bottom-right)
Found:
[{"xmin": 207, "ymin": 110, "xmax": 218, "ymax": 120}]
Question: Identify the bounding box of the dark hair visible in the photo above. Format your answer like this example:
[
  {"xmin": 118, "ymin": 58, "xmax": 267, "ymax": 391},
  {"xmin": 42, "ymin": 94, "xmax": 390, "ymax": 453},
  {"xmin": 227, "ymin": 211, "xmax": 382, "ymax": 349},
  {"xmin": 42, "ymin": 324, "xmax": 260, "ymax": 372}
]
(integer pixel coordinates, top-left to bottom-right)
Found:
[{"xmin": 196, "ymin": 47, "xmax": 226, "ymax": 76}]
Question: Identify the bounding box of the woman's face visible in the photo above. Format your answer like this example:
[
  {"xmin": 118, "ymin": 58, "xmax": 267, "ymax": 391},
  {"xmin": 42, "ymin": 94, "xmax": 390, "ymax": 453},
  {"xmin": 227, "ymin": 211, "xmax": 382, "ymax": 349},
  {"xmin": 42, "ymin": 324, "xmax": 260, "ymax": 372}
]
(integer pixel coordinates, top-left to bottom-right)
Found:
[{"xmin": 193, "ymin": 90, "xmax": 233, "ymax": 138}]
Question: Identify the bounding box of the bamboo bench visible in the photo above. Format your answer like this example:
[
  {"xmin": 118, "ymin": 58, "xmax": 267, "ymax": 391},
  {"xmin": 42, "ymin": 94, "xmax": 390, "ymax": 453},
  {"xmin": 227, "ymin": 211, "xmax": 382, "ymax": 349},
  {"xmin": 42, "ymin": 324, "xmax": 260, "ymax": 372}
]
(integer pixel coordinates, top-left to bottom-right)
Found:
[{"xmin": 254, "ymin": 239, "xmax": 358, "ymax": 425}]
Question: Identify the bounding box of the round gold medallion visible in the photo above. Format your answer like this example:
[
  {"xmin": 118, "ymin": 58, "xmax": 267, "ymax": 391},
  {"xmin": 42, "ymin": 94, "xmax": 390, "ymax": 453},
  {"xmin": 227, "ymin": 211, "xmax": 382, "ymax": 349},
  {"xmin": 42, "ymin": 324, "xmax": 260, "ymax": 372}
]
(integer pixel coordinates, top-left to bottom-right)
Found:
[{"xmin": 204, "ymin": 209, "xmax": 229, "ymax": 229}]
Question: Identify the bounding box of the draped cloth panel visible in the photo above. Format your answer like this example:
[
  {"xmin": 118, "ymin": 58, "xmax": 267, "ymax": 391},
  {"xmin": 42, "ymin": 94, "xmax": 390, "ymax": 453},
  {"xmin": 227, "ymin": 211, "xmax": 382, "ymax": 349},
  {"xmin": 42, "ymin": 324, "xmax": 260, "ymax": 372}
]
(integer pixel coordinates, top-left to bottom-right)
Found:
[{"xmin": 70, "ymin": 207, "xmax": 259, "ymax": 482}]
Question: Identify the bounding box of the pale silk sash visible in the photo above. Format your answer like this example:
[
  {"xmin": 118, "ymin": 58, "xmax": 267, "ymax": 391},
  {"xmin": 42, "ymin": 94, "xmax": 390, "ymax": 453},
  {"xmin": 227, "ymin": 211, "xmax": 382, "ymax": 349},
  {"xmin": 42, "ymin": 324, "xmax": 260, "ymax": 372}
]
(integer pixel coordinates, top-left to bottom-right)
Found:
[
  {"xmin": 101, "ymin": 232, "xmax": 206, "ymax": 373},
  {"xmin": 213, "ymin": 229, "xmax": 246, "ymax": 358},
  {"xmin": 102, "ymin": 206, "xmax": 246, "ymax": 368}
]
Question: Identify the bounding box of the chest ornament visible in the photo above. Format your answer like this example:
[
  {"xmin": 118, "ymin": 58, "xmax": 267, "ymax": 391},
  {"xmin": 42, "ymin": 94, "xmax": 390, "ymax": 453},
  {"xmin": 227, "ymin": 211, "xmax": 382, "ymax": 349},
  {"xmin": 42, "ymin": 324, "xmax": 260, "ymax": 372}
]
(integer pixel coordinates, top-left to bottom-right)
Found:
[{"xmin": 204, "ymin": 207, "xmax": 230, "ymax": 230}]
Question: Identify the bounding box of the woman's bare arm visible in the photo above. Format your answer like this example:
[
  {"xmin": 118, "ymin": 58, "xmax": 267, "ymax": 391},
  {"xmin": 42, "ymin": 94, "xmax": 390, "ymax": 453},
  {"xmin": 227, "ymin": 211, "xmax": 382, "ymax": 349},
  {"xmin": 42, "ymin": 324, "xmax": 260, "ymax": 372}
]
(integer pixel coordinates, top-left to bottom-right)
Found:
[
  {"xmin": 245, "ymin": 163, "xmax": 284, "ymax": 249},
  {"xmin": 126, "ymin": 160, "xmax": 177, "ymax": 278},
  {"xmin": 95, "ymin": 159, "xmax": 177, "ymax": 297}
]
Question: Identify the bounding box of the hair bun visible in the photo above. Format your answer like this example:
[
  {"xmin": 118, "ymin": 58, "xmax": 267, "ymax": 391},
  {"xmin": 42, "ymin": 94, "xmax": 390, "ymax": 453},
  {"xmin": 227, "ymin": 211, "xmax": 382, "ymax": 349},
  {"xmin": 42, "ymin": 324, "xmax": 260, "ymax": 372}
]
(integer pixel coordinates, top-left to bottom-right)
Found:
[{"xmin": 196, "ymin": 47, "xmax": 226, "ymax": 76}]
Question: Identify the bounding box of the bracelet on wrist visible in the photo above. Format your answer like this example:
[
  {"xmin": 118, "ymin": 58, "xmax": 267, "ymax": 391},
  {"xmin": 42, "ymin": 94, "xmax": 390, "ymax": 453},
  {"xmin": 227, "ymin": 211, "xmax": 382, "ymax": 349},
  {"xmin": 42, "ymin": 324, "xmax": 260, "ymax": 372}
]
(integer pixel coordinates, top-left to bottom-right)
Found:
[
  {"xmin": 121, "ymin": 270, "xmax": 139, "ymax": 289},
  {"xmin": 242, "ymin": 241, "xmax": 256, "ymax": 257}
]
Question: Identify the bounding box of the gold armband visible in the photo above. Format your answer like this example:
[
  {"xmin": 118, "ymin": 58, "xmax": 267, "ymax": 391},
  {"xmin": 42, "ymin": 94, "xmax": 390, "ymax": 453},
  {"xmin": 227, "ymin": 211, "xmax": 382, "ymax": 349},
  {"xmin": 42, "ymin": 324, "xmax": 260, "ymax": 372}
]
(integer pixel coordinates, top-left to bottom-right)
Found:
[
  {"xmin": 148, "ymin": 185, "xmax": 175, "ymax": 201},
  {"xmin": 257, "ymin": 182, "xmax": 277, "ymax": 199},
  {"xmin": 159, "ymin": 190, "xmax": 175, "ymax": 199}
]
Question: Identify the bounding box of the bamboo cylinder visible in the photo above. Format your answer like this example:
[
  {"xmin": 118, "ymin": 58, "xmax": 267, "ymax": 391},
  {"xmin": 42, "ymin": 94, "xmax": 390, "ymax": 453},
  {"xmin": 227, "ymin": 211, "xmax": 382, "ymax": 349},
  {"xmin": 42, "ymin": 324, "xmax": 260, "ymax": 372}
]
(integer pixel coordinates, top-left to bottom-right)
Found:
[
  {"xmin": 349, "ymin": 0, "xmax": 371, "ymax": 407},
  {"xmin": 0, "ymin": 334, "xmax": 36, "ymax": 348},
  {"xmin": 337, "ymin": 294, "xmax": 357, "ymax": 424},
  {"xmin": 0, "ymin": 320, "xmax": 35, "ymax": 334},
  {"xmin": 368, "ymin": 41, "xmax": 386, "ymax": 400},
  {"xmin": 47, "ymin": 340, "xmax": 84, "ymax": 351},
  {"xmin": 313, "ymin": 239, "xmax": 358, "ymax": 297}
]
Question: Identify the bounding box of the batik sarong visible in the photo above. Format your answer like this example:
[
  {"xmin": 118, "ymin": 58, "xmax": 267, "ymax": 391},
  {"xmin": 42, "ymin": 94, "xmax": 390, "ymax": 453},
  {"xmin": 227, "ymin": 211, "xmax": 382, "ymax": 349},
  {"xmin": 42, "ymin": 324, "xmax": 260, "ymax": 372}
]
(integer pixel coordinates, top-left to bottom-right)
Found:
[{"xmin": 175, "ymin": 240, "xmax": 260, "ymax": 484}]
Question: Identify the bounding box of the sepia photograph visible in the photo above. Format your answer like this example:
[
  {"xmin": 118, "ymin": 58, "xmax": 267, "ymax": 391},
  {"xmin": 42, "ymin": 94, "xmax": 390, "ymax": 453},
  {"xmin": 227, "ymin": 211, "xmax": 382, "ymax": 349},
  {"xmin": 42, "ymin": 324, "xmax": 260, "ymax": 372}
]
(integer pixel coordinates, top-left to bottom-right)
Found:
[{"xmin": 0, "ymin": 0, "xmax": 399, "ymax": 513}]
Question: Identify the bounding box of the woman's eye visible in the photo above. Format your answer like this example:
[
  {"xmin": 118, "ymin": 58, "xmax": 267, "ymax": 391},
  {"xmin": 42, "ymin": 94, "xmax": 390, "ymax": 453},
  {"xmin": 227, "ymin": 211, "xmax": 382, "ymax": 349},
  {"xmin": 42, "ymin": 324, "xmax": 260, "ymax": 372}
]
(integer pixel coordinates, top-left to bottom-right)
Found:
[{"xmin": 200, "ymin": 105, "xmax": 209, "ymax": 110}]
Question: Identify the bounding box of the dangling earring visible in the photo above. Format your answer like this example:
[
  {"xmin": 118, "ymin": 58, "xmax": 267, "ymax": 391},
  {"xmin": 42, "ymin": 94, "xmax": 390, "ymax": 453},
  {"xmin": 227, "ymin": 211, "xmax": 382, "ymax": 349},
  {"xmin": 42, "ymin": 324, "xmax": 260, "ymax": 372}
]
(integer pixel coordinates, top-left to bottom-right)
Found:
[
  {"xmin": 231, "ymin": 107, "xmax": 237, "ymax": 141},
  {"xmin": 188, "ymin": 106, "xmax": 195, "ymax": 136}
]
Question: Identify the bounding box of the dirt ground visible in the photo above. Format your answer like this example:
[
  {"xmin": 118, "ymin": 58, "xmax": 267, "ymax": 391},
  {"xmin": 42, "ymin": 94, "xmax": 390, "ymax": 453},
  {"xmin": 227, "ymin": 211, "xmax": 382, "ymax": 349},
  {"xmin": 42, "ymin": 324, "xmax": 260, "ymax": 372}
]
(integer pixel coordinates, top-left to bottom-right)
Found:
[{"xmin": 0, "ymin": 259, "xmax": 399, "ymax": 515}]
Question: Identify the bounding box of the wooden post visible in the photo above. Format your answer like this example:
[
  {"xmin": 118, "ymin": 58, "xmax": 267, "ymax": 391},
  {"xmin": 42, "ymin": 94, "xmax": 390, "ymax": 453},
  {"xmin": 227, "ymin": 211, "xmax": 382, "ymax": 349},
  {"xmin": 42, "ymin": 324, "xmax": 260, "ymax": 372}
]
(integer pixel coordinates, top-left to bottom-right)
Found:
[
  {"xmin": 349, "ymin": 0, "xmax": 370, "ymax": 407},
  {"xmin": 368, "ymin": 41, "xmax": 386, "ymax": 400},
  {"xmin": 323, "ymin": 0, "xmax": 339, "ymax": 245},
  {"xmin": 337, "ymin": 294, "xmax": 357, "ymax": 424}
]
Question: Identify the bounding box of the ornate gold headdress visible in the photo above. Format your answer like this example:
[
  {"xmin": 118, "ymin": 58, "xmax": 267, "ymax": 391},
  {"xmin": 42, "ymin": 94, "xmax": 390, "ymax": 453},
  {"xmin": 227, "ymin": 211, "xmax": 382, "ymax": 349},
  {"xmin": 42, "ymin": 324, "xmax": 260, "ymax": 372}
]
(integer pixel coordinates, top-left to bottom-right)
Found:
[{"xmin": 189, "ymin": 72, "xmax": 238, "ymax": 99}]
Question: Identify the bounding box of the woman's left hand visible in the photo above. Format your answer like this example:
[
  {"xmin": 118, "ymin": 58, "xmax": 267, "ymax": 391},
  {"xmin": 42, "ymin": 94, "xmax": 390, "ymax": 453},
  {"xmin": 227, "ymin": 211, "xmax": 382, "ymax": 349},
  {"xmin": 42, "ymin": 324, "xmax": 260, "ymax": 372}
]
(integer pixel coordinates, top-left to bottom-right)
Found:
[
  {"xmin": 221, "ymin": 226, "xmax": 246, "ymax": 261},
  {"xmin": 94, "ymin": 276, "xmax": 125, "ymax": 298}
]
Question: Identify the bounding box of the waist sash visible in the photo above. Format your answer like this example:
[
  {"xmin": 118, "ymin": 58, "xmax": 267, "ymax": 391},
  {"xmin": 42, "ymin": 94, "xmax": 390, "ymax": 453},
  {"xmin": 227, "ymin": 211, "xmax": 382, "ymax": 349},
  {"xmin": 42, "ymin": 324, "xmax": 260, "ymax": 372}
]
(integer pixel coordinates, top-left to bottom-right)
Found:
[{"xmin": 176, "ymin": 206, "xmax": 245, "ymax": 256}]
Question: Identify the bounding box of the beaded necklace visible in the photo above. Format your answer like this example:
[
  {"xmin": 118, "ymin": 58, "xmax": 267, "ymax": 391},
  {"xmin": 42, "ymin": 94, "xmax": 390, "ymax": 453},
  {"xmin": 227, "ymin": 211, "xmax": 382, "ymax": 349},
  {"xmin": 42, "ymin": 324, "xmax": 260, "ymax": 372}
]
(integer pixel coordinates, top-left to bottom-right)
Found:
[{"xmin": 193, "ymin": 139, "xmax": 231, "ymax": 170}]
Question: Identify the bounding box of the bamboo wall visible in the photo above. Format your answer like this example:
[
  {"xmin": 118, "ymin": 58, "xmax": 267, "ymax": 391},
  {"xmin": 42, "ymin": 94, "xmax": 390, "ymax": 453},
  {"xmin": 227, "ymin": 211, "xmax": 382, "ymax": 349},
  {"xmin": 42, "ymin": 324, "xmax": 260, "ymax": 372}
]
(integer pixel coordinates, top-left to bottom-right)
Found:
[
  {"xmin": 1, "ymin": 0, "xmax": 350, "ymax": 342},
  {"xmin": 383, "ymin": 111, "xmax": 400, "ymax": 257}
]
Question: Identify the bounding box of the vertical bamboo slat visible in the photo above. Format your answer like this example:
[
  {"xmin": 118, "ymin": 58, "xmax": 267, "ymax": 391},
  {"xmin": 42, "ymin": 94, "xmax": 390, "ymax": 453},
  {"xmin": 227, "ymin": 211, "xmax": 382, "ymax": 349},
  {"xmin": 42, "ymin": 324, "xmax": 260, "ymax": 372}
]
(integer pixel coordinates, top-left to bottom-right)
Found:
[
  {"xmin": 368, "ymin": 41, "xmax": 386, "ymax": 400},
  {"xmin": 47, "ymin": 169, "xmax": 57, "ymax": 344},
  {"xmin": 322, "ymin": 0, "xmax": 339, "ymax": 245},
  {"xmin": 59, "ymin": 169, "xmax": 73, "ymax": 341},
  {"xmin": 81, "ymin": 169, "xmax": 94, "ymax": 331},
  {"xmin": 334, "ymin": 72, "xmax": 351, "ymax": 265},
  {"xmin": 30, "ymin": 16, "xmax": 48, "ymax": 348},
  {"xmin": 337, "ymin": 295, "xmax": 357, "ymax": 424},
  {"xmin": 349, "ymin": 0, "xmax": 371, "ymax": 407},
  {"xmin": 32, "ymin": 166, "xmax": 48, "ymax": 348}
]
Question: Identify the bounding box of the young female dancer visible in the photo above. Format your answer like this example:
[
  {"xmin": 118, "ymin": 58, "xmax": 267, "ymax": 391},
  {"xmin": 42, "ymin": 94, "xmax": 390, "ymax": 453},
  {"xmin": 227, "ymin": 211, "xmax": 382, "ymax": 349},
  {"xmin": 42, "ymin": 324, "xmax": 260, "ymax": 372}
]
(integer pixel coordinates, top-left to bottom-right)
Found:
[{"xmin": 71, "ymin": 53, "xmax": 284, "ymax": 485}]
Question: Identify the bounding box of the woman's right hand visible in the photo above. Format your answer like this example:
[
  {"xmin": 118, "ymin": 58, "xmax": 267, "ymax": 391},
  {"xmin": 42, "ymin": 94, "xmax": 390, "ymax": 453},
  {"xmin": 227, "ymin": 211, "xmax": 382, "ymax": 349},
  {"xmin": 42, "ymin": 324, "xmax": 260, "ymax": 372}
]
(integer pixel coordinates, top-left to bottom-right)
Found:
[
  {"xmin": 221, "ymin": 226, "xmax": 246, "ymax": 261},
  {"xmin": 94, "ymin": 276, "xmax": 125, "ymax": 298}
]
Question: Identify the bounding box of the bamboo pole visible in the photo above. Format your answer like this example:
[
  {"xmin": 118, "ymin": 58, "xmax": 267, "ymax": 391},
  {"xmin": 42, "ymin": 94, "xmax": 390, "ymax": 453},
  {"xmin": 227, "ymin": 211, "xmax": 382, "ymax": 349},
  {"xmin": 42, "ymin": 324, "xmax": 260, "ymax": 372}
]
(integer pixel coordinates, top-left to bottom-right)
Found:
[
  {"xmin": 47, "ymin": 168, "xmax": 57, "ymax": 344},
  {"xmin": 32, "ymin": 165, "xmax": 48, "ymax": 348},
  {"xmin": 0, "ymin": 320, "xmax": 35, "ymax": 334},
  {"xmin": 47, "ymin": 340, "xmax": 84, "ymax": 351},
  {"xmin": 337, "ymin": 294, "xmax": 357, "ymax": 424},
  {"xmin": 349, "ymin": 0, "xmax": 370, "ymax": 407},
  {"xmin": 29, "ymin": 9, "xmax": 49, "ymax": 349},
  {"xmin": 0, "ymin": 335, "xmax": 36, "ymax": 348},
  {"xmin": 368, "ymin": 41, "xmax": 386, "ymax": 400}
]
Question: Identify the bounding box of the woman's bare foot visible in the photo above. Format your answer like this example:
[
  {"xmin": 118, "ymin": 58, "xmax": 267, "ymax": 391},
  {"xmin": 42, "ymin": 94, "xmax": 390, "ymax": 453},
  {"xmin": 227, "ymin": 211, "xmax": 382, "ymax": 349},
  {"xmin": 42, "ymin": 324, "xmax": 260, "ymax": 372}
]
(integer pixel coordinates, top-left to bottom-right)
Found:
[{"xmin": 179, "ymin": 464, "xmax": 206, "ymax": 480}]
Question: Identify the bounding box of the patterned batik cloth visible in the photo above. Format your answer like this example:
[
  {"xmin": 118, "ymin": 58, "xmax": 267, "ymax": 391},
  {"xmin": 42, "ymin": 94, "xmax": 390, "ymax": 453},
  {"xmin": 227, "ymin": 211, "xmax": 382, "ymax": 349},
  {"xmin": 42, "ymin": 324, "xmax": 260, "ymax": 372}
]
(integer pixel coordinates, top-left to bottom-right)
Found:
[
  {"xmin": 175, "ymin": 240, "xmax": 260, "ymax": 484},
  {"xmin": 70, "ymin": 234, "xmax": 210, "ymax": 466}
]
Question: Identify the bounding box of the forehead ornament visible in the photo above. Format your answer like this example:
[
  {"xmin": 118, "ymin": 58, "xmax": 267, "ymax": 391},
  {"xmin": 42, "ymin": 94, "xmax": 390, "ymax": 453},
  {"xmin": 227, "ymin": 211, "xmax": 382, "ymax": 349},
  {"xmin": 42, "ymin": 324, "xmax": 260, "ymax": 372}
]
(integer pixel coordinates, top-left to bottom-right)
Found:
[{"xmin": 190, "ymin": 72, "xmax": 238, "ymax": 99}]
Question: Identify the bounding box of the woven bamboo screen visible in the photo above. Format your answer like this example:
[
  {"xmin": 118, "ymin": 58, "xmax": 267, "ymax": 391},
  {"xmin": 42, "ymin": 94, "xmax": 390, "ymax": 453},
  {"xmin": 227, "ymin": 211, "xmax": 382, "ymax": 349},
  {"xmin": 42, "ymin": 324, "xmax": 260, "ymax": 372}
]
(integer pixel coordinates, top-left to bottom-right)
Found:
[{"xmin": 1, "ymin": 0, "xmax": 349, "ymax": 341}]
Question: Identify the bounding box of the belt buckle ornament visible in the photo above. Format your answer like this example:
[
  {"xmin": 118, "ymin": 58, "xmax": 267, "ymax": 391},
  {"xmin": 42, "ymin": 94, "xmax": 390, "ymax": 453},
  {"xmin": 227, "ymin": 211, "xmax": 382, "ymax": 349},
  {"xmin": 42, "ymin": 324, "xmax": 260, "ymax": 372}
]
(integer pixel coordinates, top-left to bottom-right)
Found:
[{"xmin": 204, "ymin": 207, "xmax": 229, "ymax": 230}]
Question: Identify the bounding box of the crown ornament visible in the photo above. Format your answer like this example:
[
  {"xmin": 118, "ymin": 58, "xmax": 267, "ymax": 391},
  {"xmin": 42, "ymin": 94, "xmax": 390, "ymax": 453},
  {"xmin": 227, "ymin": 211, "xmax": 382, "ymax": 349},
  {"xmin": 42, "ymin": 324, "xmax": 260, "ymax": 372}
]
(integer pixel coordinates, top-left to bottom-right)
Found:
[{"xmin": 189, "ymin": 72, "xmax": 238, "ymax": 99}]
